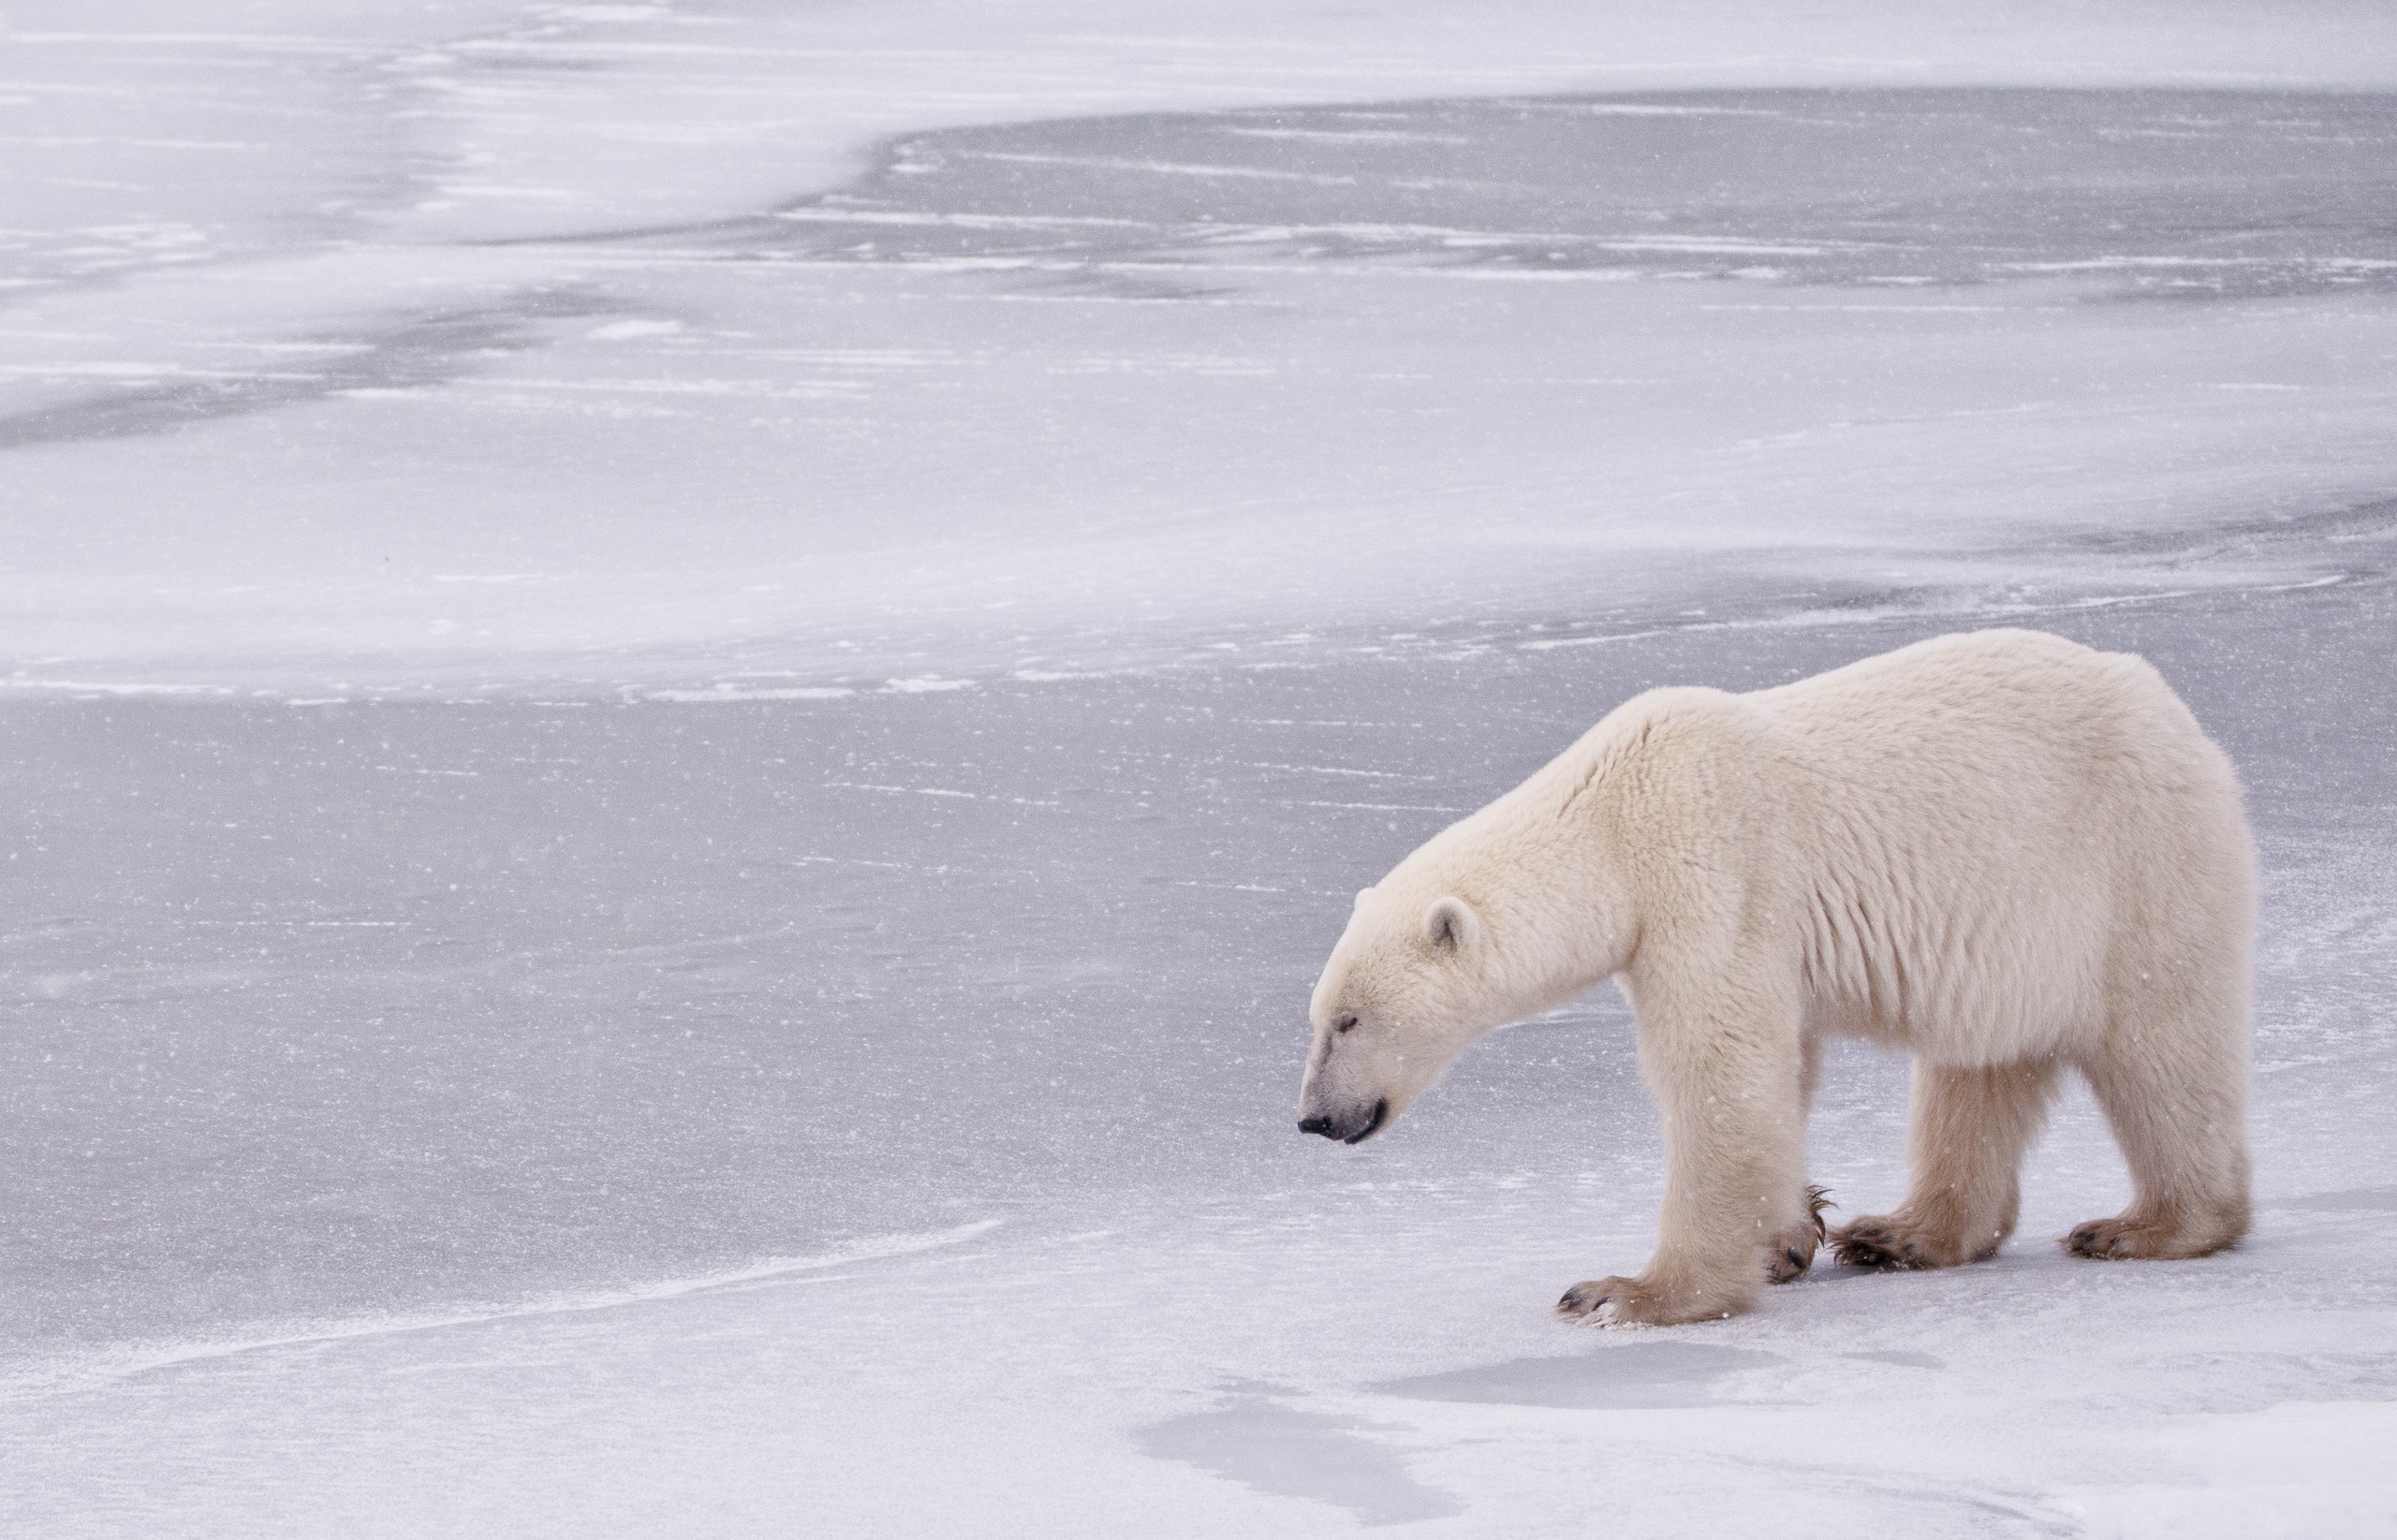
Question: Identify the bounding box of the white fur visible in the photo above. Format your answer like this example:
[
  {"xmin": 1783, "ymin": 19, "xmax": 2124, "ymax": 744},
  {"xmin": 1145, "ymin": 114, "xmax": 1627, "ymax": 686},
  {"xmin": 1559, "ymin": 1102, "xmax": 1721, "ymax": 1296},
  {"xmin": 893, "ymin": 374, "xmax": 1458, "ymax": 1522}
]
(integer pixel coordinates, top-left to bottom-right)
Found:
[{"xmin": 1297, "ymin": 628, "xmax": 2255, "ymax": 1325}]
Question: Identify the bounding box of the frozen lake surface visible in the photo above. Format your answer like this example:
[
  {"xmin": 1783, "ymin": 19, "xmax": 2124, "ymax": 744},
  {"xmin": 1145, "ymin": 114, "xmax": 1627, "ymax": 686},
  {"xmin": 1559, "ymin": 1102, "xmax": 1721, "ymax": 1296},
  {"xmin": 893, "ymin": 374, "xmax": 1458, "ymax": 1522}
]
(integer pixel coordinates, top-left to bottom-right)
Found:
[{"xmin": 5, "ymin": 3, "xmax": 2396, "ymax": 1534}]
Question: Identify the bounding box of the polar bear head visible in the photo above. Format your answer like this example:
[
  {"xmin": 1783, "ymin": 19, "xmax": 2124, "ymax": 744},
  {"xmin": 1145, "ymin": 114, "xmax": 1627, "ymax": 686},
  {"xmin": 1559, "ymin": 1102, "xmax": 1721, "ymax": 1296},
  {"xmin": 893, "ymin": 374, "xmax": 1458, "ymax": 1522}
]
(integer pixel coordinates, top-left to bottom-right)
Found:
[{"xmin": 1296, "ymin": 806, "xmax": 1632, "ymax": 1144}]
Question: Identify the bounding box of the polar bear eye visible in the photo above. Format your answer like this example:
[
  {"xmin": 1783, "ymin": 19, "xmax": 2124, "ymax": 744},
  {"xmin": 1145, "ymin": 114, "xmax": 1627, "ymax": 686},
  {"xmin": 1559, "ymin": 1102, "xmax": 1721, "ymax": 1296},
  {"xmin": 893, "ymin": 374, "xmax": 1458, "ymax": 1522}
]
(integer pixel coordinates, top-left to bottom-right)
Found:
[{"xmin": 1334, "ymin": 1013, "xmax": 1359, "ymax": 1034}]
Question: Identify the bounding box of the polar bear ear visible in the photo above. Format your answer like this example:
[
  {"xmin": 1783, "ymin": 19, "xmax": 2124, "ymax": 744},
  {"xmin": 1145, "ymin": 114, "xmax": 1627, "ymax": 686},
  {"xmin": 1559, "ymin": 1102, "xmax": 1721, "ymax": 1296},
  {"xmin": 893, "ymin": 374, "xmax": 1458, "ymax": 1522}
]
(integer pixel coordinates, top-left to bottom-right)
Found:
[
  {"xmin": 1355, "ymin": 887, "xmax": 1374, "ymax": 909},
  {"xmin": 1422, "ymin": 895, "xmax": 1480, "ymax": 953}
]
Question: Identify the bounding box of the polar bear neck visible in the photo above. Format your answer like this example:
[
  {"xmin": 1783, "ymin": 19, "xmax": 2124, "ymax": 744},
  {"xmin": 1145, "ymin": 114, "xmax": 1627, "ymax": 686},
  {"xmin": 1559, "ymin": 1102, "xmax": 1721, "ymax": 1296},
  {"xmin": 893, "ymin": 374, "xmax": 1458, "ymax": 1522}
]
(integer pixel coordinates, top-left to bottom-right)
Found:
[{"xmin": 1379, "ymin": 697, "xmax": 1679, "ymax": 1012}]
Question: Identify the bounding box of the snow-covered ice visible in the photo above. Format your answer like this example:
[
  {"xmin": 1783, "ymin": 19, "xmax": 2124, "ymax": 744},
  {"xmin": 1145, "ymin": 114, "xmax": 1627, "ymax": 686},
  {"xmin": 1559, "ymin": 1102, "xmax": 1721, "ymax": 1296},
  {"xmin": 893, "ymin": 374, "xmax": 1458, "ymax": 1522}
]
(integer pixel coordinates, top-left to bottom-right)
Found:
[{"xmin": 4, "ymin": 2, "xmax": 2396, "ymax": 1534}]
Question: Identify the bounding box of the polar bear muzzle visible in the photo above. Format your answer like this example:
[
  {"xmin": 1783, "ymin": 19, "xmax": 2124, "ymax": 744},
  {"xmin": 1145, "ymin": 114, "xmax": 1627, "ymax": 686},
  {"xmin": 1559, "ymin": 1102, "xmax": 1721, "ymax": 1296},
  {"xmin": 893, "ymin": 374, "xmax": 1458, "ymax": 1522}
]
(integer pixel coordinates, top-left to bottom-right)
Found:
[
  {"xmin": 1298, "ymin": 1095, "xmax": 1387, "ymax": 1144},
  {"xmin": 1296, "ymin": 1002, "xmax": 1407, "ymax": 1143}
]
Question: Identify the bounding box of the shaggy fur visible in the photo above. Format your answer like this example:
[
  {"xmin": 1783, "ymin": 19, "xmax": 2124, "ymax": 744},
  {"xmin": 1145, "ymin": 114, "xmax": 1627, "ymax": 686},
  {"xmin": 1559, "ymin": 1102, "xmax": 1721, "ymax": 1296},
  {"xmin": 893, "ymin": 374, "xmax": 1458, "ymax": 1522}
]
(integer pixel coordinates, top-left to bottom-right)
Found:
[{"xmin": 1296, "ymin": 629, "xmax": 2254, "ymax": 1326}]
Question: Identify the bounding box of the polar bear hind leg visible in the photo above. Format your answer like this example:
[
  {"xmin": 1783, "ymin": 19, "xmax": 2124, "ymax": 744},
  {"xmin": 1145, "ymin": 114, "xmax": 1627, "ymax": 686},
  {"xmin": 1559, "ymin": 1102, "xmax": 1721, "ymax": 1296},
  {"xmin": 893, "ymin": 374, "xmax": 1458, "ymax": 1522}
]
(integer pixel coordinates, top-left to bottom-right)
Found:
[
  {"xmin": 2067, "ymin": 817, "xmax": 2254, "ymax": 1262},
  {"xmin": 2068, "ymin": 1012, "xmax": 2252, "ymax": 1260},
  {"xmin": 1833, "ymin": 1060, "xmax": 2060, "ymax": 1270}
]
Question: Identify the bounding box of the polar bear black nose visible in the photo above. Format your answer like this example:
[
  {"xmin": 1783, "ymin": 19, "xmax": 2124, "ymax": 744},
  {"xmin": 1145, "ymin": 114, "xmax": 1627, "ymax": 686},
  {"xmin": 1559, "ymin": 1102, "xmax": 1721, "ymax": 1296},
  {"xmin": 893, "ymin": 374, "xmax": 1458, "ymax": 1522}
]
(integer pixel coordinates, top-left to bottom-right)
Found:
[{"xmin": 1299, "ymin": 1114, "xmax": 1337, "ymax": 1137}]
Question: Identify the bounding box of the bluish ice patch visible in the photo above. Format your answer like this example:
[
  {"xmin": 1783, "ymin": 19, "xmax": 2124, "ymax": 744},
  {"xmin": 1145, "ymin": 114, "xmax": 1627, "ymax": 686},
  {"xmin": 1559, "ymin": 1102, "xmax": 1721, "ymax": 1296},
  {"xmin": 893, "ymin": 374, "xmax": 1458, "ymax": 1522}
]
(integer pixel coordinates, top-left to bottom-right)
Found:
[
  {"xmin": 1138, "ymin": 1388, "xmax": 1463, "ymax": 1526},
  {"xmin": 1372, "ymin": 1342, "xmax": 1783, "ymax": 1409}
]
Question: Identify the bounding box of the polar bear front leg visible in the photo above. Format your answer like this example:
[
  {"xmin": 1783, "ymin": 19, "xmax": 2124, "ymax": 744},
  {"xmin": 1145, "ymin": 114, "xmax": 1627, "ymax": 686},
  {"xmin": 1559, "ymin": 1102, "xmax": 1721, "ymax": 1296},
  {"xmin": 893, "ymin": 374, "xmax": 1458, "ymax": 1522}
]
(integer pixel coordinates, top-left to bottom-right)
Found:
[
  {"xmin": 1558, "ymin": 993, "xmax": 1810, "ymax": 1327},
  {"xmin": 1764, "ymin": 1034, "xmax": 1831, "ymax": 1284}
]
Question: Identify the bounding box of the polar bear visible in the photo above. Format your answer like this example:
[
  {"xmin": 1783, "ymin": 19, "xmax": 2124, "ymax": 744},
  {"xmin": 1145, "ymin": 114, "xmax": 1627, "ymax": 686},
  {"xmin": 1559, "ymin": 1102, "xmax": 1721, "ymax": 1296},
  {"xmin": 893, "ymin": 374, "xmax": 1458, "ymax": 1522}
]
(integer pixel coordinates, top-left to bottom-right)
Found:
[{"xmin": 1296, "ymin": 628, "xmax": 2253, "ymax": 1326}]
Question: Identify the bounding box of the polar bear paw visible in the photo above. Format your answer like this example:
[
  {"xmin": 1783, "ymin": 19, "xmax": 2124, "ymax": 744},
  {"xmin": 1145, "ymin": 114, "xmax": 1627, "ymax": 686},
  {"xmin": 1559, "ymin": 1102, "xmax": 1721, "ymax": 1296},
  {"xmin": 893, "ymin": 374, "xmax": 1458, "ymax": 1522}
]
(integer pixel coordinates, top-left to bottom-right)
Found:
[
  {"xmin": 1765, "ymin": 1185, "xmax": 1835, "ymax": 1284},
  {"xmin": 1555, "ymin": 1274, "xmax": 1738, "ymax": 1327},
  {"xmin": 1830, "ymin": 1213, "xmax": 1967, "ymax": 1271},
  {"xmin": 1556, "ymin": 1275, "xmax": 1660, "ymax": 1326},
  {"xmin": 2065, "ymin": 1212, "xmax": 2238, "ymax": 1261},
  {"xmin": 2066, "ymin": 1217, "xmax": 2162, "ymax": 1259}
]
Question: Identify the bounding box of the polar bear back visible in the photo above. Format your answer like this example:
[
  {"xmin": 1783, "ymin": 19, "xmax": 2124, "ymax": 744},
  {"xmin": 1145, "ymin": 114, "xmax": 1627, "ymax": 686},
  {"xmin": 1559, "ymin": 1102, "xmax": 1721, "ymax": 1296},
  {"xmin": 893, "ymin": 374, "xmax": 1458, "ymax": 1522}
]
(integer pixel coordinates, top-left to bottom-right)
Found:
[{"xmin": 1655, "ymin": 629, "xmax": 2251, "ymax": 1067}]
